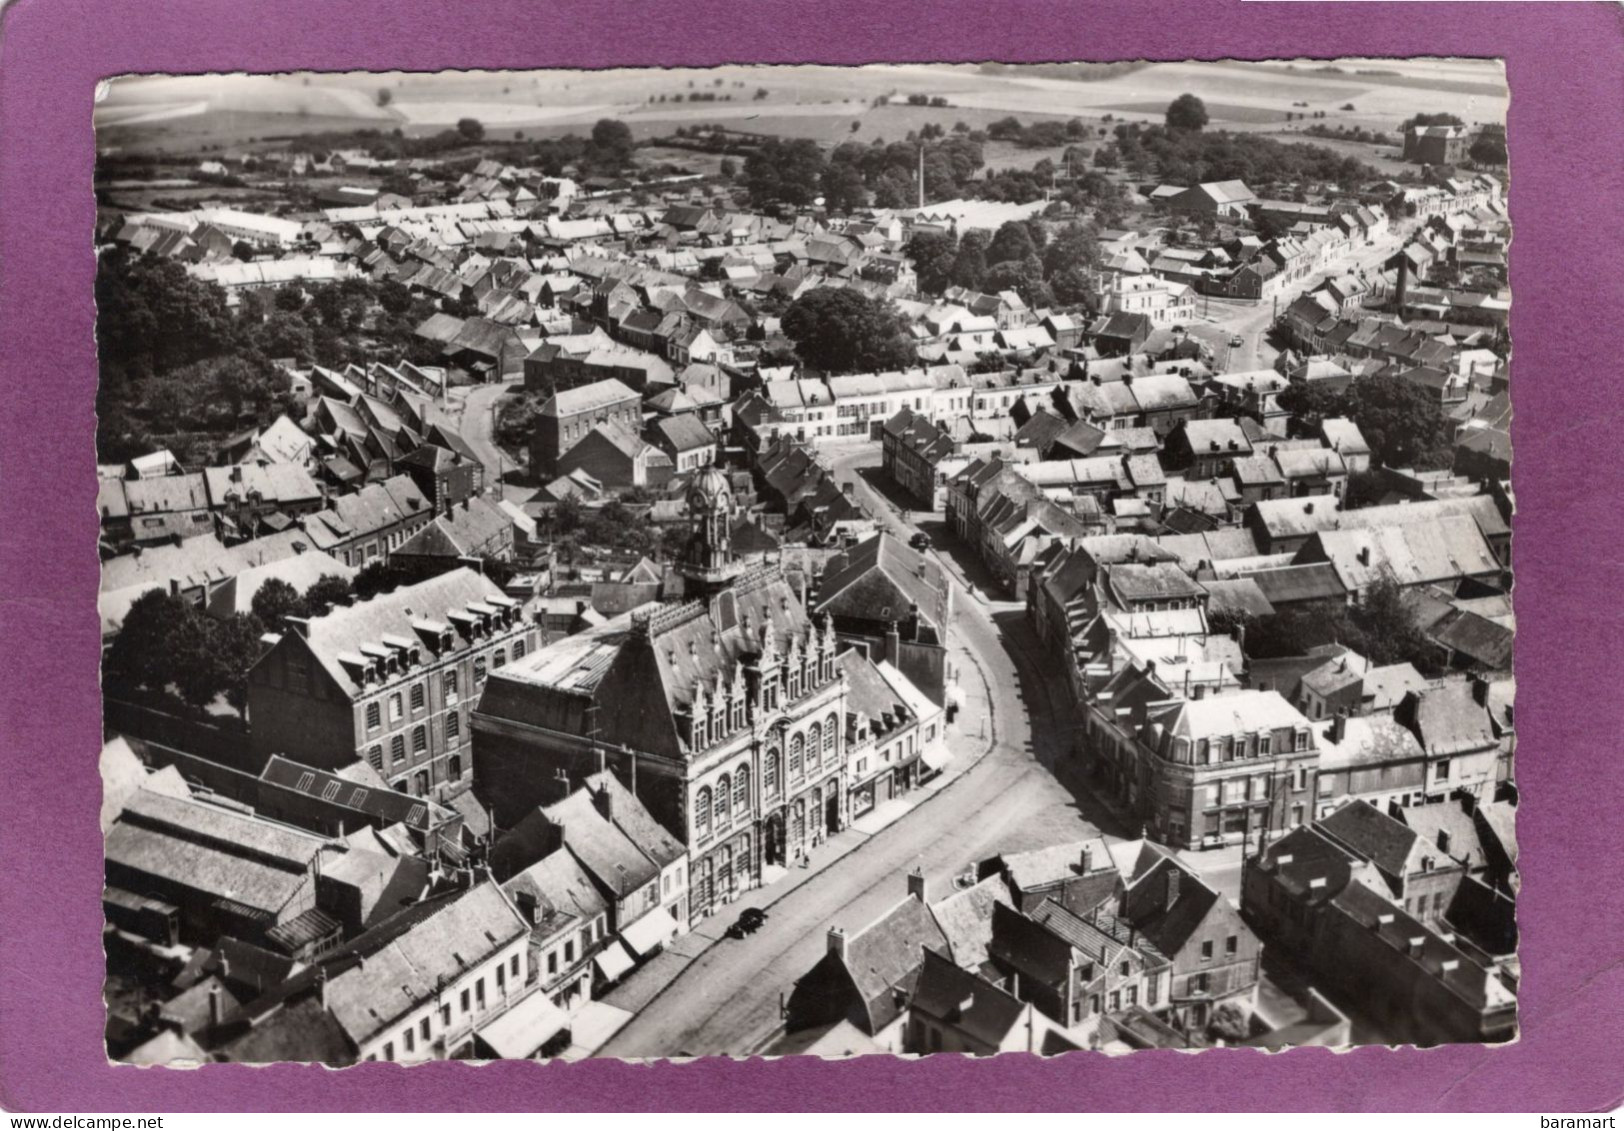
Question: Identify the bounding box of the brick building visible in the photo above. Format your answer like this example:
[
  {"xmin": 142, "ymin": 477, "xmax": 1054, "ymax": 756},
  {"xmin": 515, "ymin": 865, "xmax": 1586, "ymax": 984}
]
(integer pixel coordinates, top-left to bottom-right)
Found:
[
  {"xmin": 248, "ymin": 567, "xmax": 537, "ymax": 800},
  {"xmin": 529, "ymin": 378, "xmax": 642, "ymax": 478}
]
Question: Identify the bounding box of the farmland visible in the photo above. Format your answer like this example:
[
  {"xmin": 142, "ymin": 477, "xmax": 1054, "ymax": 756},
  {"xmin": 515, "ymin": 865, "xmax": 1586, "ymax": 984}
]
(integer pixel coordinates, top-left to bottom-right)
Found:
[{"xmin": 96, "ymin": 59, "xmax": 1507, "ymax": 162}]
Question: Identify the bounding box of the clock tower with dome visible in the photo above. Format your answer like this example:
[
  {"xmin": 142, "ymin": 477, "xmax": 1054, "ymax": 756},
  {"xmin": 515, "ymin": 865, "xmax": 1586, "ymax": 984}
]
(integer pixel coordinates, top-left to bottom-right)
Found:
[{"xmin": 678, "ymin": 461, "xmax": 745, "ymax": 601}]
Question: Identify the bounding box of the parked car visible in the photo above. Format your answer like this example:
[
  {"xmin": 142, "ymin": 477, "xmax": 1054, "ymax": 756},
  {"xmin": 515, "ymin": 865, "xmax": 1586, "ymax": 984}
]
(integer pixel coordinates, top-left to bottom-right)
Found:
[
  {"xmin": 726, "ymin": 907, "xmax": 769, "ymax": 939},
  {"xmin": 1228, "ymin": 334, "xmax": 1246, "ymax": 348},
  {"xmin": 909, "ymin": 531, "xmax": 932, "ymax": 551}
]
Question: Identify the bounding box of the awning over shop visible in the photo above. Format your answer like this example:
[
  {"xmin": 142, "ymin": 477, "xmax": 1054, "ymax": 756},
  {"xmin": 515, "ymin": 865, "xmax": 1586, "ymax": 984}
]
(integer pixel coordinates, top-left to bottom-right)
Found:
[
  {"xmin": 474, "ymin": 990, "xmax": 568, "ymax": 1059},
  {"xmin": 620, "ymin": 909, "xmax": 678, "ymax": 958},
  {"xmin": 592, "ymin": 939, "xmax": 636, "ymax": 983},
  {"xmin": 920, "ymin": 745, "xmax": 953, "ymax": 773}
]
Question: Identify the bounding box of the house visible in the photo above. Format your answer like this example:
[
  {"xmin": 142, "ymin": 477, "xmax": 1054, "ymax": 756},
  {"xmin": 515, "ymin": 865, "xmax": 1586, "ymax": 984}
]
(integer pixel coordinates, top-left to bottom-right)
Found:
[
  {"xmin": 1403, "ymin": 124, "xmax": 1471, "ymax": 166},
  {"xmin": 500, "ymin": 848, "xmax": 609, "ymax": 1020},
  {"xmin": 1084, "ymin": 312, "xmax": 1153, "ymax": 357},
  {"xmin": 392, "ymin": 495, "xmax": 517, "ymax": 569},
  {"xmin": 529, "ymin": 378, "xmax": 643, "ymax": 477},
  {"xmin": 992, "ymin": 839, "xmax": 1119, "ymax": 918},
  {"xmin": 881, "ymin": 407, "xmax": 958, "ymax": 510},
  {"xmin": 838, "ymin": 651, "xmax": 949, "ymax": 820},
  {"xmin": 784, "ymin": 890, "xmax": 948, "ymax": 1047},
  {"xmin": 1241, "ymin": 825, "xmax": 1516, "ymax": 1044},
  {"xmin": 247, "ymin": 567, "xmax": 536, "ymax": 800},
  {"xmin": 492, "ymin": 771, "xmax": 689, "ymax": 955},
  {"xmin": 556, "ymin": 421, "xmax": 674, "ymax": 490},
  {"xmin": 647, "ymin": 414, "xmax": 717, "ymax": 474},
  {"xmin": 215, "ymin": 882, "xmax": 534, "ymax": 1063},
  {"xmin": 813, "ymin": 532, "xmax": 954, "ymax": 703},
  {"xmin": 1116, "ymin": 847, "xmax": 1262, "ymax": 1031},
  {"xmin": 1167, "ymin": 181, "xmax": 1257, "ymax": 219},
  {"xmin": 298, "ymin": 474, "xmax": 434, "ymax": 569},
  {"xmin": 905, "ymin": 948, "xmax": 1055, "ymax": 1056},
  {"xmin": 1316, "ymin": 800, "xmax": 1467, "ymax": 925}
]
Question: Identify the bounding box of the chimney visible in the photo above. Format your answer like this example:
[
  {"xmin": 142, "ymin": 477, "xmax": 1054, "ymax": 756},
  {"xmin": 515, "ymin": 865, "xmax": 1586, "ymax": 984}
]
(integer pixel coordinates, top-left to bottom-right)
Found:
[
  {"xmin": 883, "ymin": 619, "xmax": 901, "ymax": 667},
  {"xmin": 906, "ymin": 867, "xmax": 927, "ymax": 904},
  {"xmin": 284, "ymin": 615, "xmax": 312, "ymax": 639},
  {"xmin": 1357, "ymin": 546, "xmax": 1371, "ymax": 566},
  {"xmin": 554, "ymin": 766, "xmax": 572, "ymax": 802},
  {"xmin": 208, "ymin": 982, "xmax": 224, "ymax": 1029},
  {"xmin": 1437, "ymin": 829, "xmax": 1451, "ymax": 854},
  {"xmin": 1164, "ymin": 867, "xmax": 1181, "ymax": 912},
  {"xmin": 170, "ymin": 578, "xmax": 182, "ymax": 597},
  {"xmin": 1080, "ymin": 845, "xmax": 1093, "ymax": 874},
  {"xmin": 1471, "ymin": 675, "xmax": 1490, "ymax": 707},
  {"xmin": 1329, "ymin": 713, "xmax": 1347, "ymax": 744},
  {"xmin": 316, "ymin": 965, "xmax": 330, "ymax": 1009},
  {"xmin": 827, "ymin": 926, "xmax": 848, "ymax": 961}
]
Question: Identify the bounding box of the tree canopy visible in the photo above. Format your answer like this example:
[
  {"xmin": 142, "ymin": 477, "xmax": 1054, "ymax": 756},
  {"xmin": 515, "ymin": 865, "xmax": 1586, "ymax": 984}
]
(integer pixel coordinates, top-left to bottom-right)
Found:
[
  {"xmin": 780, "ymin": 288, "xmax": 918, "ymax": 374},
  {"xmin": 743, "ymin": 137, "xmax": 829, "ymax": 208},
  {"xmin": 1400, "ymin": 112, "xmax": 1465, "ymax": 132},
  {"xmin": 1165, "ymin": 93, "xmax": 1210, "ymax": 132},
  {"xmin": 1278, "ymin": 374, "xmax": 1455, "ymax": 471}
]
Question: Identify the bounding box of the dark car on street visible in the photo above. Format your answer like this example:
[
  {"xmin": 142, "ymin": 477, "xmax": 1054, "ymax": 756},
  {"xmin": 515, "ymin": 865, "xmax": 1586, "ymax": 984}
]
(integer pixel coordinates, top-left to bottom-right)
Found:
[
  {"xmin": 726, "ymin": 907, "xmax": 769, "ymax": 939},
  {"xmin": 909, "ymin": 532, "xmax": 932, "ymax": 551}
]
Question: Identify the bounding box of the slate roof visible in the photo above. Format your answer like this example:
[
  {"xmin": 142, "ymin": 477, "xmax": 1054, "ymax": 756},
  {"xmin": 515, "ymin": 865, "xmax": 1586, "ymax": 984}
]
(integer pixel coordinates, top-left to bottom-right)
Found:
[
  {"xmin": 1119, "ymin": 852, "xmax": 1223, "ymax": 958},
  {"xmin": 541, "ymin": 378, "xmax": 639, "ymax": 418},
  {"xmin": 323, "ymin": 883, "xmax": 527, "ymax": 1045},
  {"xmin": 814, "ymin": 532, "xmax": 950, "ymax": 636},
  {"xmin": 927, "ymin": 875, "xmax": 1013, "ymax": 969},
  {"xmin": 910, "ymin": 948, "xmax": 1028, "ymax": 1049},
  {"xmin": 838, "ymin": 895, "xmax": 950, "ymax": 1034},
  {"xmin": 1317, "ymin": 800, "xmax": 1418, "ymax": 883},
  {"xmin": 106, "ymin": 791, "xmax": 328, "ymax": 917},
  {"xmin": 295, "ymin": 567, "xmax": 505, "ymax": 698}
]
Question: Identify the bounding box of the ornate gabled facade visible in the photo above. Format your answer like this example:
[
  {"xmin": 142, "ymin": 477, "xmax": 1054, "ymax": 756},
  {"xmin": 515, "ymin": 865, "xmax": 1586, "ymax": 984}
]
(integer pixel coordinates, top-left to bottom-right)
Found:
[{"xmin": 473, "ymin": 479, "xmax": 850, "ymax": 927}]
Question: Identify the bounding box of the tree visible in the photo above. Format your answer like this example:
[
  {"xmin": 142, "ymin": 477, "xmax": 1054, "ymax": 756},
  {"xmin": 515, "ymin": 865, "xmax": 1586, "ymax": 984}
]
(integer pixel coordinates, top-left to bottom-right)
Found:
[
  {"xmin": 377, "ymin": 88, "xmax": 392, "ymax": 108},
  {"xmin": 820, "ymin": 162, "xmax": 868, "ymax": 214},
  {"xmin": 1469, "ymin": 126, "xmax": 1507, "ymax": 166},
  {"xmin": 251, "ymin": 577, "xmax": 307, "ymax": 633},
  {"xmin": 456, "ymin": 117, "xmax": 485, "ymax": 141},
  {"xmin": 1166, "ymin": 93, "xmax": 1209, "ymax": 132},
  {"xmin": 303, "ymin": 574, "xmax": 354, "ymax": 618},
  {"xmin": 1399, "ymin": 112, "xmax": 1465, "ymax": 133},
  {"xmin": 212, "ymin": 613, "xmax": 270, "ymax": 713},
  {"xmin": 780, "ymin": 288, "xmax": 918, "ymax": 375},
  {"xmin": 719, "ymin": 157, "xmax": 738, "ymax": 178},
  {"xmin": 105, "ymin": 589, "xmax": 189, "ymax": 691},
  {"xmin": 986, "ymin": 220, "xmax": 1037, "ymax": 267},
  {"xmin": 743, "ymin": 137, "xmax": 828, "ymax": 208},
  {"xmin": 984, "ymin": 255, "xmax": 1052, "ymax": 309},
  {"xmin": 232, "ymin": 240, "xmax": 256, "ymax": 262},
  {"xmin": 905, "ymin": 230, "xmax": 958, "ymax": 296},
  {"xmin": 588, "ymin": 118, "xmax": 635, "ymax": 167},
  {"xmin": 949, "ymin": 230, "xmax": 989, "ymax": 291},
  {"xmin": 1278, "ymin": 374, "xmax": 1454, "ymax": 470}
]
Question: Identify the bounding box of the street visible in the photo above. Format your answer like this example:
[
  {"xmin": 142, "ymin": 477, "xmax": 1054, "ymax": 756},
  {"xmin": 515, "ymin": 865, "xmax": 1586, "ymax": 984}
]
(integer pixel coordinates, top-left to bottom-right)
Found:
[
  {"xmin": 423, "ymin": 377, "xmax": 532, "ymax": 505},
  {"xmin": 1181, "ymin": 226, "xmax": 1410, "ymax": 370}
]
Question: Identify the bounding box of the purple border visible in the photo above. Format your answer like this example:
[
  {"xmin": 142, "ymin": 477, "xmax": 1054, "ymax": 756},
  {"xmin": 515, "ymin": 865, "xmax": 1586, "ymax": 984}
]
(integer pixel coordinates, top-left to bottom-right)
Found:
[{"xmin": 3, "ymin": 0, "xmax": 1622, "ymax": 1112}]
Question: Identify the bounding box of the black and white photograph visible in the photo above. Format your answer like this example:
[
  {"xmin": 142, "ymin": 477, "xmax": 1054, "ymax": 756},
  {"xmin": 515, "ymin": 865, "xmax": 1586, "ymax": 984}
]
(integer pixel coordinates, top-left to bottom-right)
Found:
[{"xmin": 92, "ymin": 59, "xmax": 1515, "ymax": 1067}]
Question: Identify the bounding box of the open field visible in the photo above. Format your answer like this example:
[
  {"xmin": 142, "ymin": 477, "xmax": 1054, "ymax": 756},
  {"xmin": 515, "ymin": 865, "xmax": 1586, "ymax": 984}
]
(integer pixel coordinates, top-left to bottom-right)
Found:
[
  {"xmin": 1102, "ymin": 100, "xmax": 1292, "ymax": 124},
  {"xmin": 97, "ymin": 60, "xmax": 1507, "ymax": 156}
]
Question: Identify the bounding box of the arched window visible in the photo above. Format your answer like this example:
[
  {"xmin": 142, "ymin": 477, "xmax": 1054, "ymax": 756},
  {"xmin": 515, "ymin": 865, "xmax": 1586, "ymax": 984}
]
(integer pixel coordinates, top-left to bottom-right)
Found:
[
  {"xmin": 695, "ymin": 788, "xmax": 712, "ymax": 837},
  {"xmin": 807, "ymin": 722, "xmax": 822, "ymax": 772},
  {"xmin": 824, "ymin": 713, "xmax": 839, "ymax": 759},
  {"xmin": 734, "ymin": 767, "xmax": 749, "ymax": 814},
  {"xmin": 715, "ymin": 775, "xmax": 731, "ymax": 825},
  {"xmin": 789, "ymin": 733, "xmax": 805, "ymax": 781},
  {"xmin": 765, "ymin": 749, "xmax": 781, "ymax": 797},
  {"xmin": 512, "ymin": 638, "xmax": 526, "ymax": 660}
]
